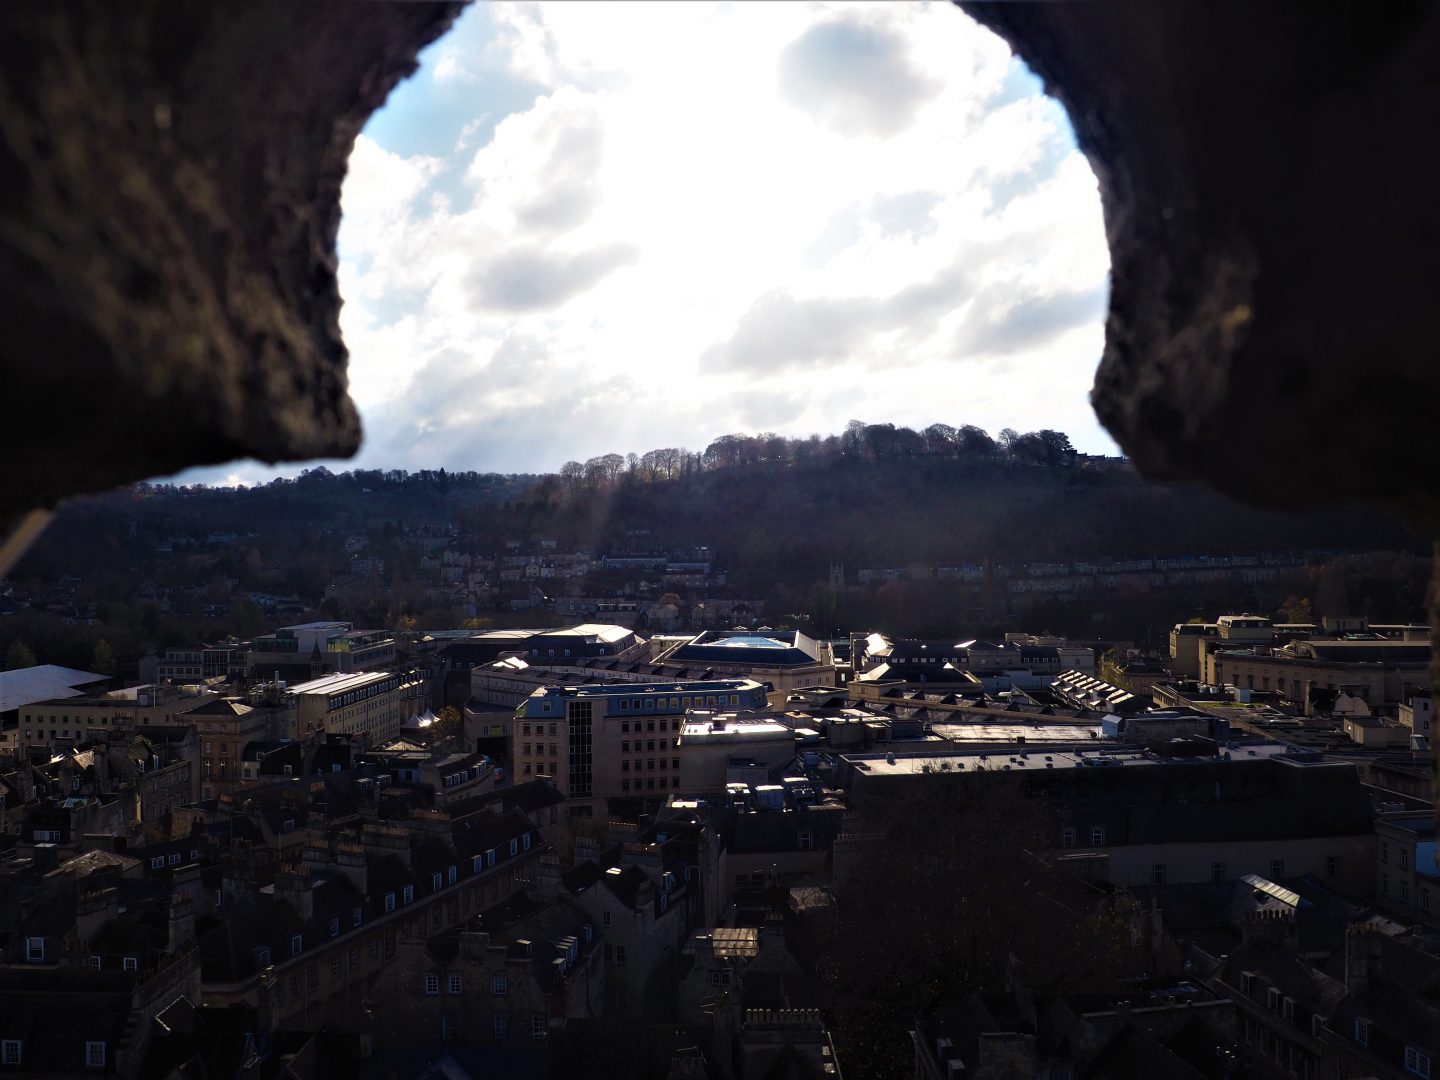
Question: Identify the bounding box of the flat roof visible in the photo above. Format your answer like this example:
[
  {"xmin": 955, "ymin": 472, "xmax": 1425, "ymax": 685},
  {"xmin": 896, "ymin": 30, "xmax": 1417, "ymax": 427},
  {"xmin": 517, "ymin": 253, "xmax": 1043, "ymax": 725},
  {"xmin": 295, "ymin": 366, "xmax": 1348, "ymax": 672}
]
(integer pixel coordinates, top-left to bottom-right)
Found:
[
  {"xmin": 701, "ymin": 634, "xmax": 792, "ymax": 650},
  {"xmin": 0, "ymin": 665, "xmax": 110, "ymax": 713},
  {"xmin": 841, "ymin": 742, "xmax": 1295, "ymax": 777},
  {"xmin": 535, "ymin": 624, "xmax": 633, "ymax": 642},
  {"xmin": 531, "ymin": 678, "xmax": 762, "ymax": 698},
  {"xmin": 681, "ymin": 718, "xmax": 792, "ymax": 740},
  {"xmin": 288, "ymin": 670, "xmax": 401, "ymax": 695},
  {"xmin": 930, "ymin": 722, "xmax": 1104, "ymax": 744}
]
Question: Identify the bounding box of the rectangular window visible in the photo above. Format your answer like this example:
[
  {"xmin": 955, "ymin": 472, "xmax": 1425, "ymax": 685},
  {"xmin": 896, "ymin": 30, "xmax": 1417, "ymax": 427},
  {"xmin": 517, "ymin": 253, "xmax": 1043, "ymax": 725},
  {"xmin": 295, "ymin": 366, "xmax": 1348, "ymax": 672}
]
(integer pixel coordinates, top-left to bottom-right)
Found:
[
  {"xmin": 1090, "ymin": 826, "xmax": 1105, "ymax": 846},
  {"xmin": 1, "ymin": 1041, "xmax": 18, "ymax": 1066},
  {"xmin": 1061, "ymin": 828, "xmax": 1075, "ymax": 848},
  {"xmin": 86, "ymin": 1041, "xmax": 105, "ymax": 1068},
  {"xmin": 533, "ymin": 1015, "xmax": 546, "ymax": 1040},
  {"xmin": 1406, "ymin": 1046, "xmax": 1432, "ymax": 1079},
  {"xmin": 449, "ymin": 973, "xmax": 462, "ymax": 994},
  {"xmin": 602, "ymin": 911, "xmax": 611, "ymax": 927},
  {"xmin": 509, "ymin": 839, "xmax": 519, "ymax": 856},
  {"xmin": 25, "ymin": 937, "xmax": 43, "ymax": 963},
  {"xmin": 1402, "ymin": 850, "xmax": 1411, "ymax": 870},
  {"xmin": 403, "ymin": 885, "xmax": 414, "ymax": 904},
  {"xmin": 291, "ymin": 934, "xmax": 303, "ymax": 957},
  {"xmin": 1151, "ymin": 864, "xmax": 1167, "ymax": 885},
  {"xmin": 385, "ymin": 893, "xmax": 396, "ymax": 912},
  {"xmin": 432, "ymin": 872, "xmax": 442, "ymax": 891},
  {"xmin": 1356, "ymin": 1019, "xmax": 1370, "ymax": 1046},
  {"xmin": 441, "ymin": 1016, "xmax": 455, "ymax": 1042},
  {"xmin": 1211, "ymin": 861, "xmax": 1226, "ymax": 883},
  {"xmin": 123, "ymin": 956, "xmax": 138, "ymax": 971},
  {"xmin": 425, "ymin": 974, "xmax": 440, "ymax": 995},
  {"xmin": 353, "ymin": 907, "xmax": 363, "ymax": 927},
  {"xmin": 493, "ymin": 974, "xmax": 507, "ymax": 995},
  {"xmin": 1270, "ymin": 859, "xmax": 1284, "ymax": 879},
  {"xmin": 1326, "ymin": 856, "xmax": 1338, "ymax": 878},
  {"xmin": 494, "ymin": 1015, "xmax": 508, "ymax": 1041},
  {"xmin": 329, "ymin": 918, "xmax": 340, "ymax": 938}
]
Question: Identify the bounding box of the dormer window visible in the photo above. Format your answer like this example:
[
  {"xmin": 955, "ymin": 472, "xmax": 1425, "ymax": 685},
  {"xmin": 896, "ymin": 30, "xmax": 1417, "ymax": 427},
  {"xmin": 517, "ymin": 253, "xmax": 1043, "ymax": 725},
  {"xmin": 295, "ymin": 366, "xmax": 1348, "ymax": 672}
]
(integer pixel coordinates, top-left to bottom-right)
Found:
[
  {"xmin": 24, "ymin": 938, "xmax": 43, "ymax": 963},
  {"xmin": 509, "ymin": 839, "xmax": 519, "ymax": 856},
  {"xmin": 1356, "ymin": 1018, "xmax": 1371, "ymax": 1046},
  {"xmin": 447, "ymin": 866, "xmax": 457, "ymax": 884},
  {"xmin": 329, "ymin": 918, "xmax": 340, "ymax": 938},
  {"xmin": 403, "ymin": 885, "xmax": 414, "ymax": 904},
  {"xmin": 290, "ymin": 934, "xmax": 303, "ymax": 956}
]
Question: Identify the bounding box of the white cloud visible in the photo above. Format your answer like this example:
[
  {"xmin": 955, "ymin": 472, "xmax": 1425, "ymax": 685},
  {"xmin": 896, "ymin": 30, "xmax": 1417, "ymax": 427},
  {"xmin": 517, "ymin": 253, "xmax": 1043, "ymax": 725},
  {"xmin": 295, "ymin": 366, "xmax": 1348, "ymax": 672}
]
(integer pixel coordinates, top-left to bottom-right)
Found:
[{"xmin": 188, "ymin": 0, "xmax": 1112, "ymax": 487}]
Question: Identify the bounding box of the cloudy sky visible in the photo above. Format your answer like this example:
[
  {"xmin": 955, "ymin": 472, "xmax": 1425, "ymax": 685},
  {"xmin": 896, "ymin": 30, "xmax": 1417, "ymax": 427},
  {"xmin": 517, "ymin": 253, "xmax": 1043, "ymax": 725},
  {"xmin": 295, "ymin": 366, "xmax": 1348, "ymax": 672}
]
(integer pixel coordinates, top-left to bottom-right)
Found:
[{"xmin": 184, "ymin": 1, "xmax": 1114, "ymax": 485}]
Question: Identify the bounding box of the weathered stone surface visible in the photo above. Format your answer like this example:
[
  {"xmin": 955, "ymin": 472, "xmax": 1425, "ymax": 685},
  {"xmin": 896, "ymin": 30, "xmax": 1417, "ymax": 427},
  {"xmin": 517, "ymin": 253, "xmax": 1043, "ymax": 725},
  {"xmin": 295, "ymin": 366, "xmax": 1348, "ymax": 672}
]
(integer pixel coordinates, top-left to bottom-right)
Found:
[
  {"xmin": 0, "ymin": 1, "xmax": 461, "ymax": 515},
  {"xmin": 961, "ymin": 1, "xmax": 1440, "ymax": 521}
]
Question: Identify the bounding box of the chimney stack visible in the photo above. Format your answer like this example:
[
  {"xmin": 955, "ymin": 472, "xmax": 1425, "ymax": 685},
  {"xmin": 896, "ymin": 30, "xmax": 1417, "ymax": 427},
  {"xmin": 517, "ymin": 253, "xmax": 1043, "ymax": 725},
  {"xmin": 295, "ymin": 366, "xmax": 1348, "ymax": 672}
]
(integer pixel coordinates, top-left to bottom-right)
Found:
[
  {"xmin": 168, "ymin": 893, "xmax": 196, "ymax": 951},
  {"xmin": 535, "ymin": 854, "xmax": 562, "ymax": 902}
]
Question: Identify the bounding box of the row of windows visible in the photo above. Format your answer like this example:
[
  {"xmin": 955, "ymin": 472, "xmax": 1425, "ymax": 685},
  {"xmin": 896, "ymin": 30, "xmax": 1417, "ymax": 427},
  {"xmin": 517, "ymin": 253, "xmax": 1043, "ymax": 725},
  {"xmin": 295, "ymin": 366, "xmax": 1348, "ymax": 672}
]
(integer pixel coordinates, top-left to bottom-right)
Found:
[
  {"xmin": 520, "ymin": 723, "xmax": 559, "ymax": 737},
  {"xmin": 148, "ymin": 850, "xmax": 200, "ymax": 869},
  {"xmin": 620, "ymin": 758, "xmax": 680, "ymax": 772},
  {"xmin": 1059, "ymin": 826, "xmax": 1107, "ymax": 847},
  {"xmin": 1, "ymin": 1040, "xmax": 105, "ymax": 1068},
  {"xmin": 1379, "ymin": 872, "xmax": 1432, "ymax": 910},
  {"xmin": 437, "ymin": 1013, "xmax": 547, "ymax": 1042},
  {"xmin": 324, "ymin": 676, "xmax": 404, "ymax": 710},
  {"xmin": 619, "ymin": 718, "xmax": 681, "ymax": 733},
  {"xmin": 621, "ymin": 778, "xmax": 681, "ymax": 792}
]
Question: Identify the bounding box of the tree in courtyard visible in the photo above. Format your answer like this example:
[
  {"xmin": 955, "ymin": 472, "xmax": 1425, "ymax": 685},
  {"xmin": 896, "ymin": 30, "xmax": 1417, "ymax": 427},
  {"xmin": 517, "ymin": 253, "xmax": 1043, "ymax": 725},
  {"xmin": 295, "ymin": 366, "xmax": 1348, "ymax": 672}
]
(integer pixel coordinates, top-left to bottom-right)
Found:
[{"xmin": 432, "ymin": 705, "xmax": 463, "ymax": 742}]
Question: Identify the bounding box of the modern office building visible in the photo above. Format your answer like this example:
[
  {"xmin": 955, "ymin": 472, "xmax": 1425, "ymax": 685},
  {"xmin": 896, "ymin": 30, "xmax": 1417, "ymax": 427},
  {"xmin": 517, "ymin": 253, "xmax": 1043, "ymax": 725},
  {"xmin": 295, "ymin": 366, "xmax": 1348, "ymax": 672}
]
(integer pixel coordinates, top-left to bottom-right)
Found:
[
  {"xmin": 287, "ymin": 669, "xmax": 428, "ymax": 745},
  {"xmin": 512, "ymin": 679, "xmax": 769, "ymax": 812}
]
